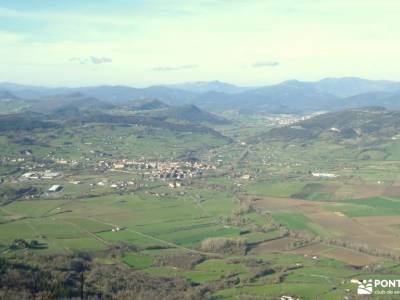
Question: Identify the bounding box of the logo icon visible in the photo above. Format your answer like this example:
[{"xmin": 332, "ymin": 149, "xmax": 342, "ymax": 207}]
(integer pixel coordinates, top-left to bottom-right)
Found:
[{"xmin": 358, "ymin": 279, "xmax": 373, "ymax": 295}]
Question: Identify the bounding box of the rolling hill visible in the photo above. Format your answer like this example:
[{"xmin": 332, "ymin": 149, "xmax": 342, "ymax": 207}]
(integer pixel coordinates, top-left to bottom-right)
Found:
[
  {"xmin": 192, "ymin": 82, "xmax": 340, "ymax": 113},
  {"xmin": 0, "ymin": 90, "xmax": 31, "ymax": 114},
  {"xmin": 77, "ymin": 85, "xmax": 196, "ymax": 105},
  {"xmin": 80, "ymin": 113, "xmax": 228, "ymax": 138},
  {"xmin": 0, "ymin": 90, "xmax": 19, "ymax": 100},
  {"xmin": 120, "ymin": 99, "xmax": 170, "ymax": 111},
  {"xmin": 309, "ymin": 77, "xmax": 400, "ymax": 97},
  {"xmin": 257, "ymin": 107, "xmax": 400, "ymax": 141},
  {"xmin": 340, "ymin": 91, "xmax": 400, "ymax": 109},
  {"xmin": 0, "ymin": 84, "xmax": 196, "ymax": 106},
  {"xmin": 27, "ymin": 92, "xmax": 115, "ymax": 115},
  {"xmin": 141, "ymin": 104, "xmax": 229, "ymax": 125},
  {"xmin": 0, "ymin": 113, "xmax": 59, "ymax": 131}
]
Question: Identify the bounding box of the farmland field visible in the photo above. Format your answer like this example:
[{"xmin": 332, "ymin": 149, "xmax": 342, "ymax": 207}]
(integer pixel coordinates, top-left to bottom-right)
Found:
[{"xmin": 2, "ymin": 106, "xmax": 400, "ymax": 299}]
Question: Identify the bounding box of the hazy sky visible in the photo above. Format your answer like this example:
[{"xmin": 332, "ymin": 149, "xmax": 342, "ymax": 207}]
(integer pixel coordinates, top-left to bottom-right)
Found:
[{"xmin": 0, "ymin": 0, "xmax": 399, "ymax": 87}]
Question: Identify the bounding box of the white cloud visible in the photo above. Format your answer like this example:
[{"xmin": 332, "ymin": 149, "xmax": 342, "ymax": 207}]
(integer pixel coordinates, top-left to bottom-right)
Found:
[
  {"xmin": 153, "ymin": 64, "xmax": 198, "ymax": 71},
  {"xmin": 252, "ymin": 61, "xmax": 279, "ymax": 68},
  {"xmin": 69, "ymin": 56, "xmax": 113, "ymax": 65}
]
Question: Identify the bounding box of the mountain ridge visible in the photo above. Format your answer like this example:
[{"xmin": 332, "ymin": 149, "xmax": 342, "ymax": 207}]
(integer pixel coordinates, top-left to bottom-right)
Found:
[
  {"xmin": 2, "ymin": 77, "xmax": 400, "ymax": 114},
  {"xmin": 255, "ymin": 106, "xmax": 400, "ymax": 142}
]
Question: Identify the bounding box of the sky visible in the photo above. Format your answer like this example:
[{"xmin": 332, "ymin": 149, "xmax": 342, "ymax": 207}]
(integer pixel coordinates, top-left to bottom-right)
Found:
[{"xmin": 0, "ymin": 0, "xmax": 399, "ymax": 87}]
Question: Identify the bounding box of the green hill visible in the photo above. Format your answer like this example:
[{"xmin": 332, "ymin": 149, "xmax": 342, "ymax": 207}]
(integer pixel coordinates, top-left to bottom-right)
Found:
[
  {"xmin": 143, "ymin": 104, "xmax": 229, "ymax": 125},
  {"xmin": 27, "ymin": 92, "xmax": 115, "ymax": 115},
  {"xmin": 121, "ymin": 98, "xmax": 170, "ymax": 111},
  {"xmin": 0, "ymin": 113, "xmax": 59, "ymax": 132},
  {"xmin": 257, "ymin": 107, "xmax": 400, "ymax": 141}
]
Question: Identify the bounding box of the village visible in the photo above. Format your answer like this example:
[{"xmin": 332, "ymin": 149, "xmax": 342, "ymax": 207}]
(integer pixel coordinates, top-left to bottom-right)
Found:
[
  {"xmin": 264, "ymin": 112, "xmax": 324, "ymax": 126},
  {"xmin": 96, "ymin": 159, "xmax": 218, "ymax": 189},
  {"xmin": 10, "ymin": 157, "xmax": 218, "ymax": 193},
  {"xmin": 108, "ymin": 159, "xmax": 216, "ymax": 179}
]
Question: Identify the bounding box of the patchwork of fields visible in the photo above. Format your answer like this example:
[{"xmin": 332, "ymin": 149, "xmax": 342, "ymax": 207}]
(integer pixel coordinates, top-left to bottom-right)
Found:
[{"xmin": 2, "ymin": 114, "xmax": 400, "ymax": 299}]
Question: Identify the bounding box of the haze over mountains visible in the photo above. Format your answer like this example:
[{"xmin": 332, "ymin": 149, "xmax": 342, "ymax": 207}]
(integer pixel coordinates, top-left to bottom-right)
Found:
[
  {"xmin": 1, "ymin": 77, "xmax": 400, "ymax": 114},
  {"xmin": 167, "ymin": 80, "xmax": 247, "ymax": 94}
]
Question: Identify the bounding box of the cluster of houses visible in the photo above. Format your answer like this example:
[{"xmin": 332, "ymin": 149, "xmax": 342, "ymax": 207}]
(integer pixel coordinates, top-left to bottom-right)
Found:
[
  {"xmin": 2, "ymin": 154, "xmax": 80, "ymax": 172},
  {"xmin": 311, "ymin": 172, "xmax": 338, "ymax": 178},
  {"xmin": 90, "ymin": 179, "xmax": 137, "ymax": 189},
  {"xmin": 20, "ymin": 170, "xmax": 62, "ymax": 180},
  {"xmin": 97, "ymin": 159, "xmax": 217, "ymax": 180},
  {"xmin": 280, "ymin": 296, "xmax": 301, "ymax": 300},
  {"xmin": 54, "ymin": 158, "xmax": 79, "ymax": 165},
  {"xmin": 264, "ymin": 113, "xmax": 319, "ymax": 126},
  {"xmin": 0, "ymin": 156, "xmax": 31, "ymax": 164},
  {"xmin": 8, "ymin": 154, "xmax": 219, "ymax": 195},
  {"xmin": 2, "ymin": 157, "xmax": 26, "ymax": 163},
  {"xmin": 98, "ymin": 159, "xmax": 217, "ymax": 189},
  {"xmin": 168, "ymin": 181, "xmax": 182, "ymax": 188}
]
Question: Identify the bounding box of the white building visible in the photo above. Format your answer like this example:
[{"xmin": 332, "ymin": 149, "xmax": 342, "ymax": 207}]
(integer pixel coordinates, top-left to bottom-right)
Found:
[
  {"xmin": 312, "ymin": 172, "xmax": 337, "ymax": 178},
  {"xmin": 48, "ymin": 185, "xmax": 63, "ymax": 192}
]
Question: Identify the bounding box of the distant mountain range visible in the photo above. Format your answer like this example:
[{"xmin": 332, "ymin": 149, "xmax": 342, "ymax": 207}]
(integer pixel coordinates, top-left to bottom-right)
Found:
[
  {"xmin": 280, "ymin": 78, "xmax": 400, "ymax": 97},
  {"xmin": 1, "ymin": 77, "xmax": 400, "ymax": 114},
  {"xmin": 167, "ymin": 80, "xmax": 247, "ymax": 94}
]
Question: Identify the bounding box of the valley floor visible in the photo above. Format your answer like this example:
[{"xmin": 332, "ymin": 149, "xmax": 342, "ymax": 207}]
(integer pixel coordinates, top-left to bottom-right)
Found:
[{"xmin": 2, "ymin": 112, "xmax": 400, "ymax": 299}]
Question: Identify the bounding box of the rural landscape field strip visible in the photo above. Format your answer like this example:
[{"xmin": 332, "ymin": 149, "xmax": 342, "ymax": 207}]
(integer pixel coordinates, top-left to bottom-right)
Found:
[
  {"xmin": 3, "ymin": 85, "xmax": 400, "ymax": 299},
  {"xmin": 87, "ymin": 217, "xmax": 216, "ymax": 256}
]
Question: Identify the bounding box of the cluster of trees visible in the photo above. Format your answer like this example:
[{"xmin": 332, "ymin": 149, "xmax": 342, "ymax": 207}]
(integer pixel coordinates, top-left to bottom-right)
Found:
[
  {"xmin": 0, "ymin": 186, "xmax": 38, "ymax": 205},
  {"xmin": 283, "ymin": 229, "xmax": 400, "ymax": 262},
  {"xmin": 9, "ymin": 239, "xmax": 47, "ymax": 250},
  {"xmin": 225, "ymin": 257, "xmax": 301, "ymax": 286},
  {"xmin": 285, "ymin": 231, "xmax": 317, "ymax": 250},
  {"xmin": 1, "ymin": 249, "xmax": 270, "ymax": 300},
  {"xmin": 0, "ymin": 113, "xmax": 59, "ymax": 132},
  {"xmin": 81, "ymin": 113, "xmax": 227, "ymax": 139},
  {"xmin": 200, "ymin": 238, "xmax": 247, "ymax": 255},
  {"xmin": 0, "ymin": 253, "xmax": 210, "ymax": 300},
  {"xmin": 218, "ymin": 201, "xmax": 281, "ymax": 234},
  {"xmin": 324, "ymin": 238, "xmax": 400, "ymax": 261}
]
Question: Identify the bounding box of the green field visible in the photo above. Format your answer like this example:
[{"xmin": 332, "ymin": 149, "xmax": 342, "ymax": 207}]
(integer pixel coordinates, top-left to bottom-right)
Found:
[
  {"xmin": 330, "ymin": 197, "xmax": 400, "ymax": 217},
  {"xmin": 2, "ymin": 111, "xmax": 400, "ymax": 299}
]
